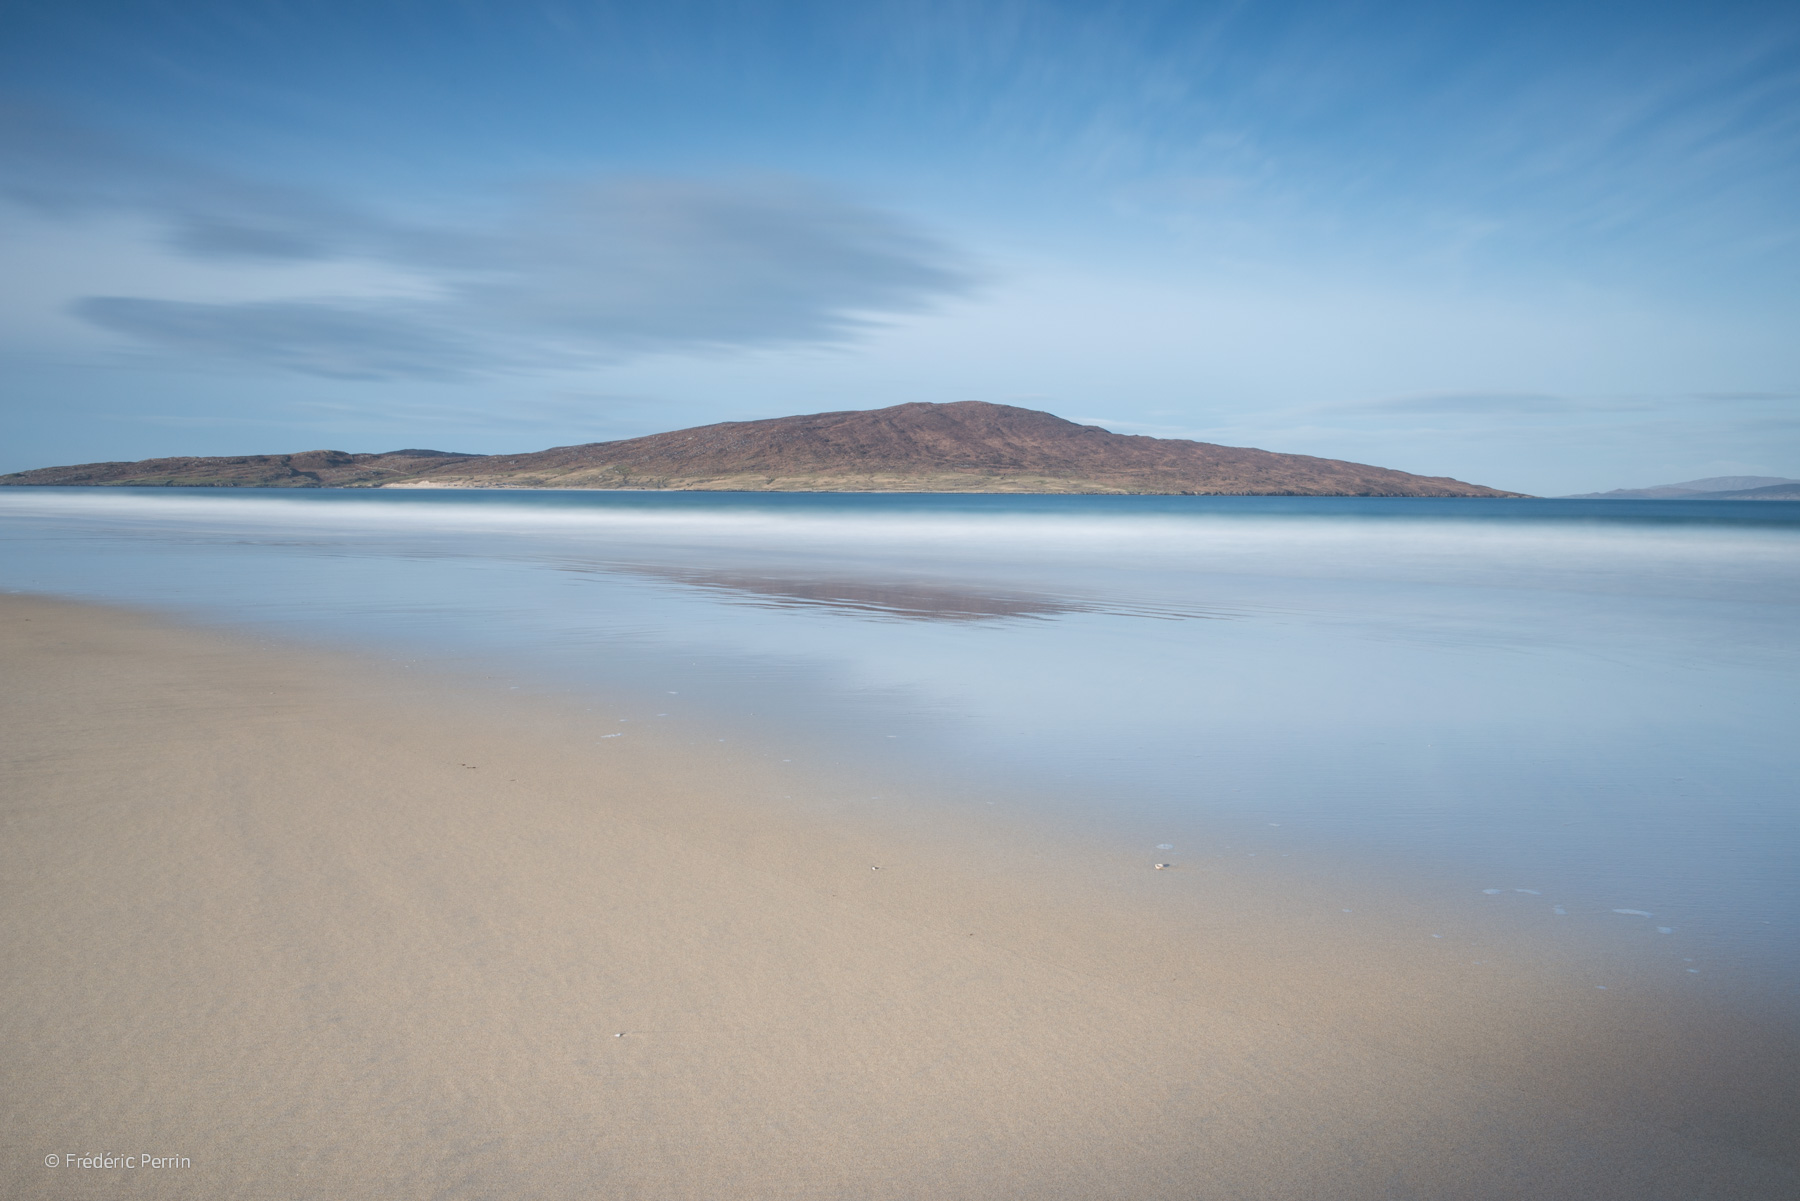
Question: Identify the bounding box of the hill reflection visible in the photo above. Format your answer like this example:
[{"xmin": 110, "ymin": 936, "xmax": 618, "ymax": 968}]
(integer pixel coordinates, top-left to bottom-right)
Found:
[{"xmin": 581, "ymin": 562, "xmax": 1225, "ymax": 624}]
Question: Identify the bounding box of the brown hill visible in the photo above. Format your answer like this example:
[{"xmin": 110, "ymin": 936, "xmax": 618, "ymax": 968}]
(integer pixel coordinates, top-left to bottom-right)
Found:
[
  {"xmin": 1, "ymin": 402, "xmax": 1522, "ymax": 496},
  {"xmin": 0, "ymin": 448, "xmax": 480, "ymax": 489}
]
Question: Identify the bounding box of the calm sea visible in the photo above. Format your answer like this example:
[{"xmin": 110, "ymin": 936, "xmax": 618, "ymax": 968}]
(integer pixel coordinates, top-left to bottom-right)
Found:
[{"xmin": 5, "ymin": 489, "xmax": 1797, "ymax": 998}]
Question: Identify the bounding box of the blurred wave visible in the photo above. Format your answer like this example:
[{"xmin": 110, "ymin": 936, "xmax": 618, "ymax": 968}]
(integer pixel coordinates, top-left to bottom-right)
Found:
[{"xmin": 3, "ymin": 489, "xmax": 1796, "ymax": 609}]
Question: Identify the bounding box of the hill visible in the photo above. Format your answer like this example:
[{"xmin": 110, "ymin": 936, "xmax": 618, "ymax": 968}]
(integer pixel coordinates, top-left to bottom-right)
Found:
[
  {"xmin": 1566, "ymin": 475, "xmax": 1800, "ymax": 500},
  {"xmin": 0, "ymin": 448, "xmax": 480, "ymax": 489},
  {"xmin": 2, "ymin": 402, "xmax": 1522, "ymax": 497},
  {"xmin": 1707, "ymin": 482, "xmax": 1800, "ymax": 500}
]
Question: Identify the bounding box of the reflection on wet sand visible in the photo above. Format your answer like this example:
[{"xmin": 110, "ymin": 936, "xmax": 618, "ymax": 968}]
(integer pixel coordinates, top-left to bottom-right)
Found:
[{"xmin": 576, "ymin": 561, "xmax": 1233, "ymax": 623}]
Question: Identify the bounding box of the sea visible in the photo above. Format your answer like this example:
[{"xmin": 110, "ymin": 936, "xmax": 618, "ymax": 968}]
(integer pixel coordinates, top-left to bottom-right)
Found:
[{"xmin": 4, "ymin": 488, "xmax": 1797, "ymax": 1003}]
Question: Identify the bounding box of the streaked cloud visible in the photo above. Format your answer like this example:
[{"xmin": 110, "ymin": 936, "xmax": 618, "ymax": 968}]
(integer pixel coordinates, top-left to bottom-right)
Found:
[
  {"xmin": 71, "ymin": 297, "xmax": 487, "ymax": 380},
  {"xmin": 0, "ymin": 105, "xmax": 362, "ymax": 261},
  {"xmin": 455, "ymin": 178, "xmax": 977, "ymax": 351},
  {"xmin": 1351, "ymin": 393, "xmax": 1584, "ymax": 416},
  {"xmin": 2, "ymin": 109, "xmax": 977, "ymax": 378}
]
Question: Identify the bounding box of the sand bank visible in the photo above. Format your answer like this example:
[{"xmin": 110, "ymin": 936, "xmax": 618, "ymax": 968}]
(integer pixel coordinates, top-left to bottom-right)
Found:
[{"xmin": 2, "ymin": 593, "xmax": 1796, "ymax": 1199}]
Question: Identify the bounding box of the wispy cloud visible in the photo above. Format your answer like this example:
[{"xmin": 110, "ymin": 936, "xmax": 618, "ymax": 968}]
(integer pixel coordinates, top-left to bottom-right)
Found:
[
  {"xmin": 1, "ymin": 107, "xmax": 978, "ymax": 379},
  {"xmin": 71, "ymin": 297, "xmax": 488, "ymax": 380},
  {"xmin": 1323, "ymin": 393, "xmax": 1675, "ymax": 418},
  {"xmin": 0, "ymin": 105, "xmax": 364, "ymax": 260},
  {"xmin": 1349, "ymin": 393, "xmax": 1582, "ymax": 416}
]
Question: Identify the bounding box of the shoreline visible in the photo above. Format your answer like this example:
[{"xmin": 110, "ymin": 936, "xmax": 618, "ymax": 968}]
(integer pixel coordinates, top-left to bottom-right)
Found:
[
  {"xmin": 3, "ymin": 593, "xmax": 1796, "ymax": 1198},
  {"xmin": 3, "ymin": 480, "xmax": 1532, "ymax": 496}
]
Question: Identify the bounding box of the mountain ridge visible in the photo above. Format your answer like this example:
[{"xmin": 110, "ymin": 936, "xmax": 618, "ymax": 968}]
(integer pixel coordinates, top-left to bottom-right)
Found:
[
  {"xmin": 1565, "ymin": 475, "xmax": 1800, "ymax": 500},
  {"xmin": 1, "ymin": 401, "xmax": 1523, "ymax": 497}
]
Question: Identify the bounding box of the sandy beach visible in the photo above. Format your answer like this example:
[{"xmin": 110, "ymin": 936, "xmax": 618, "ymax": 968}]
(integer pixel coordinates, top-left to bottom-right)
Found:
[{"xmin": 3, "ymin": 592, "xmax": 1796, "ymax": 1200}]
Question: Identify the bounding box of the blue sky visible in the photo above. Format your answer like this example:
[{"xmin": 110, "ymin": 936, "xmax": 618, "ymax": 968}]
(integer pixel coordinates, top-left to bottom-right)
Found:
[{"xmin": 1, "ymin": 0, "xmax": 1795, "ymax": 493}]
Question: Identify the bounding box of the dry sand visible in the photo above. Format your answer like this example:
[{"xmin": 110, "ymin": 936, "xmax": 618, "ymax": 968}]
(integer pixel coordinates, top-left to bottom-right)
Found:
[{"xmin": 3, "ymin": 592, "xmax": 1796, "ymax": 1199}]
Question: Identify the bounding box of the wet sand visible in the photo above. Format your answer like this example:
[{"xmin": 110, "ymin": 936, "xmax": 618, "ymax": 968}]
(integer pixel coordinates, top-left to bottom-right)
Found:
[{"xmin": 3, "ymin": 592, "xmax": 1796, "ymax": 1199}]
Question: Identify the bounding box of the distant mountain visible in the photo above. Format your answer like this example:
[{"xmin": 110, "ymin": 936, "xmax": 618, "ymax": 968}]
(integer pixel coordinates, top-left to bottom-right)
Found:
[
  {"xmin": 1705, "ymin": 482, "xmax": 1800, "ymax": 500},
  {"xmin": 1566, "ymin": 475, "xmax": 1800, "ymax": 500},
  {"xmin": 2, "ymin": 401, "xmax": 1523, "ymax": 497}
]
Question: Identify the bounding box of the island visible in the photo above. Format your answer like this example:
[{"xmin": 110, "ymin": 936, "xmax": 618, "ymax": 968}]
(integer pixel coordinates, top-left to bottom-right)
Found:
[{"xmin": 0, "ymin": 401, "xmax": 1523, "ymax": 496}]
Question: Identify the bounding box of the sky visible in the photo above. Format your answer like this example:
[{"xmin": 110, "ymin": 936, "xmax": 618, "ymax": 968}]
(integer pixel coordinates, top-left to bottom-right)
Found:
[{"xmin": 1, "ymin": 0, "xmax": 1796, "ymax": 494}]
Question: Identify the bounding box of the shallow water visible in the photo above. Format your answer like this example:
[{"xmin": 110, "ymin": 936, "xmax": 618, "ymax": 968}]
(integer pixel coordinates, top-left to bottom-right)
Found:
[{"xmin": 4, "ymin": 489, "xmax": 1797, "ymax": 998}]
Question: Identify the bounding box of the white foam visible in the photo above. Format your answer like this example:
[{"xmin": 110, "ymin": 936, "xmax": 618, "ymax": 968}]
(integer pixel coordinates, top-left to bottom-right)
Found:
[{"xmin": 3, "ymin": 491, "xmax": 1790, "ymax": 605}]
